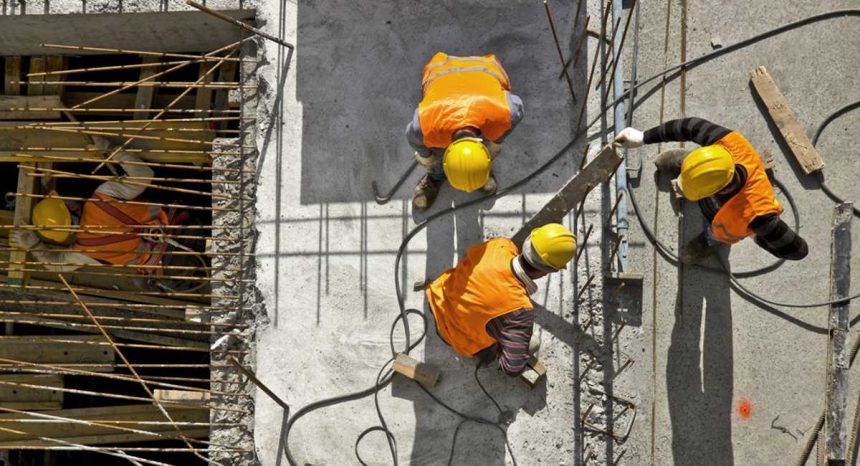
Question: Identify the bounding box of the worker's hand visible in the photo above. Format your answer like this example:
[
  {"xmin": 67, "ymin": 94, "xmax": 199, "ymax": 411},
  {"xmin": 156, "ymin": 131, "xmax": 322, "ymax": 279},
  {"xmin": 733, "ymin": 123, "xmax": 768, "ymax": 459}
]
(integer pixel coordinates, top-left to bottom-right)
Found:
[
  {"xmin": 10, "ymin": 230, "xmax": 40, "ymax": 250},
  {"xmin": 414, "ymin": 151, "xmax": 439, "ymax": 170},
  {"xmin": 614, "ymin": 127, "xmax": 644, "ymax": 148},
  {"xmin": 485, "ymin": 141, "xmax": 502, "ymax": 160}
]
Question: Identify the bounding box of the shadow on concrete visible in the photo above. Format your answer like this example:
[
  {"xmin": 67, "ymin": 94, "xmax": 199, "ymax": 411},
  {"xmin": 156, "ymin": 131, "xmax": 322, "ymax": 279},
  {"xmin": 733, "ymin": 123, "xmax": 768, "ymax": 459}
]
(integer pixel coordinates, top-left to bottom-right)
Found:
[
  {"xmin": 294, "ymin": 0, "xmax": 584, "ymax": 205},
  {"xmin": 666, "ymin": 205, "xmax": 734, "ymax": 465}
]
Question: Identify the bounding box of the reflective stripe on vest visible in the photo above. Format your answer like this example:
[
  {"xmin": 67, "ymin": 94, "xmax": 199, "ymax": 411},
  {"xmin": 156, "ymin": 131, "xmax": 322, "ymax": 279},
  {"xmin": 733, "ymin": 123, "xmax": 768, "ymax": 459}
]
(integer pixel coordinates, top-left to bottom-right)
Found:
[
  {"xmin": 417, "ymin": 52, "xmax": 514, "ymax": 148},
  {"xmin": 710, "ymin": 131, "xmax": 783, "ymax": 243},
  {"xmin": 426, "ymin": 238, "xmax": 533, "ymax": 357},
  {"xmin": 74, "ymin": 192, "xmax": 168, "ymax": 268}
]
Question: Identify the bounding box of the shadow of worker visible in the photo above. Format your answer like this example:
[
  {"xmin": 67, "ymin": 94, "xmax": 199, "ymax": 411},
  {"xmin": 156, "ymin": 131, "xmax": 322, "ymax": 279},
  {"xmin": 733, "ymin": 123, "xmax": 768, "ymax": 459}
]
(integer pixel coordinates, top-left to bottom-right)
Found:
[
  {"xmin": 666, "ymin": 206, "xmax": 734, "ymax": 466},
  {"xmin": 398, "ymin": 194, "xmax": 510, "ymax": 465}
]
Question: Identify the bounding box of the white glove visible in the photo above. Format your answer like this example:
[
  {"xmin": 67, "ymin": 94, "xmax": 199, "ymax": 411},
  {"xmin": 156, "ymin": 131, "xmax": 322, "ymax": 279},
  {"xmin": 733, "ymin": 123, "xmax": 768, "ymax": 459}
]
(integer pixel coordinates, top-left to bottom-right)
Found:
[
  {"xmin": 414, "ymin": 151, "xmax": 439, "ymax": 170},
  {"xmin": 614, "ymin": 127, "xmax": 644, "ymax": 148},
  {"xmin": 485, "ymin": 141, "xmax": 502, "ymax": 160},
  {"xmin": 10, "ymin": 230, "xmax": 40, "ymax": 250}
]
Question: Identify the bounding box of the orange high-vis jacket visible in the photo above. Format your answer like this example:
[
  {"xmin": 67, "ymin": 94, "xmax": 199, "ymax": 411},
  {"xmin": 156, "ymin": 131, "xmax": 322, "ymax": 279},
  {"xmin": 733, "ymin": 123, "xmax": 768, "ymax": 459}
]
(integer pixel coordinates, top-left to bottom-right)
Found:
[
  {"xmin": 710, "ymin": 131, "xmax": 783, "ymax": 243},
  {"xmin": 74, "ymin": 192, "xmax": 169, "ymax": 271},
  {"xmin": 417, "ymin": 52, "xmax": 513, "ymax": 148},
  {"xmin": 426, "ymin": 238, "xmax": 533, "ymax": 357}
]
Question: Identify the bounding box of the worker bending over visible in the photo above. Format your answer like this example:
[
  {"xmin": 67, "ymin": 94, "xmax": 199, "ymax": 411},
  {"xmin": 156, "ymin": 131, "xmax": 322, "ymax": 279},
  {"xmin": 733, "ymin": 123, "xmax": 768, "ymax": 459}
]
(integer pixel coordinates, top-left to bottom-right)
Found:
[
  {"xmin": 426, "ymin": 224, "xmax": 575, "ymax": 376},
  {"xmin": 11, "ymin": 136, "xmax": 169, "ymax": 276},
  {"xmin": 615, "ymin": 118, "xmax": 808, "ymax": 263},
  {"xmin": 406, "ymin": 52, "xmax": 524, "ymax": 211}
]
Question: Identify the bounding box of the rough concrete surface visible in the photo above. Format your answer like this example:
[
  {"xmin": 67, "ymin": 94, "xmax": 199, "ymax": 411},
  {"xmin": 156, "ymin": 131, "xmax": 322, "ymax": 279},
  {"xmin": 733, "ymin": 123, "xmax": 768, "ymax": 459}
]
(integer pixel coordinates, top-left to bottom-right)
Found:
[{"xmin": 245, "ymin": 0, "xmax": 860, "ymax": 465}]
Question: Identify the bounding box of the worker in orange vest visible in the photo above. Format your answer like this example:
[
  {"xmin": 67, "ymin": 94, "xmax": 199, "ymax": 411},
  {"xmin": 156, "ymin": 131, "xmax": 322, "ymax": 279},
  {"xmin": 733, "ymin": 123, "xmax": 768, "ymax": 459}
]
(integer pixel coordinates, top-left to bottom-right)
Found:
[
  {"xmin": 426, "ymin": 224, "xmax": 575, "ymax": 376},
  {"xmin": 406, "ymin": 52, "xmax": 524, "ymax": 211},
  {"xmin": 615, "ymin": 117, "xmax": 808, "ymax": 263},
  {"xmin": 11, "ymin": 136, "xmax": 171, "ymax": 277}
]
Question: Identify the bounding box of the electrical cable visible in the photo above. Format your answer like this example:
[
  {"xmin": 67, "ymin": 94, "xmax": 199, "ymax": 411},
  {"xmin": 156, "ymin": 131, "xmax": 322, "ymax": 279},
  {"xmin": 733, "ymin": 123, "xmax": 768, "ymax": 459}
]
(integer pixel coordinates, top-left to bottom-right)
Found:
[
  {"xmin": 811, "ymin": 99, "xmax": 860, "ymax": 217},
  {"xmin": 281, "ymin": 9, "xmax": 860, "ymax": 465}
]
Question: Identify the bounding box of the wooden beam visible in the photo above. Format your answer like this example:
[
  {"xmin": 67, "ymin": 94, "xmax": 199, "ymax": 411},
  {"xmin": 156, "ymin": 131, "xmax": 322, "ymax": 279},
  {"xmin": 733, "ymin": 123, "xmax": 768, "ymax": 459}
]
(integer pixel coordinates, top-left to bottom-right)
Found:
[
  {"xmin": 512, "ymin": 144, "xmax": 622, "ymax": 248},
  {"xmin": 27, "ymin": 57, "xmax": 46, "ymax": 97},
  {"xmin": 213, "ymin": 60, "xmax": 238, "ymax": 131},
  {"xmin": 519, "ymin": 355, "xmax": 547, "ymax": 388},
  {"xmin": 0, "ymin": 374, "xmax": 63, "ymax": 411},
  {"xmin": 153, "ymin": 389, "xmax": 209, "ymax": 407},
  {"xmin": 0, "ymin": 211, "xmax": 11, "ymax": 238},
  {"xmin": 826, "ymin": 202, "xmax": 852, "ymax": 462},
  {"xmin": 0, "ymin": 335, "xmax": 114, "ymax": 370},
  {"xmin": 133, "ymin": 58, "xmax": 160, "ymax": 120},
  {"xmin": 4, "ymin": 58, "xmax": 21, "ymax": 96},
  {"xmin": 43, "ymin": 57, "xmax": 66, "ymax": 97},
  {"xmin": 0, "ymin": 404, "xmax": 208, "ymax": 447},
  {"xmin": 6, "ymin": 161, "xmax": 35, "ymax": 286},
  {"xmin": 750, "ymin": 66, "xmax": 824, "ymax": 175},
  {"xmin": 0, "ymin": 96, "xmax": 62, "ymax": 120},
  {"xmin": 392, "ymin": 353, "xmax": 439, "ymax": 388},
  {"xmin": 194, "ymin": 61, "xmax": 216, "ymax": 113}
]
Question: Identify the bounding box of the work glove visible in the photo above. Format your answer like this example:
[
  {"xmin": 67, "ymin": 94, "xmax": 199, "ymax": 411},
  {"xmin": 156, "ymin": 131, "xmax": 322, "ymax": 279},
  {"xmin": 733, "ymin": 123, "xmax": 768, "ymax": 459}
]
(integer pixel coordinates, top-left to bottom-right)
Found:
[
  {"xmin": 10, "ymin": 230, "xmax": 40, "ymax": 250},
  {"xmin": 485, "ymin": 141, "xmax": 502, "ymax": 160},
  {"xmin": 414, "ymin": 151, "xmax": 439, "ymax": 170},
  {"xmin": 613, "ymin": 127, "xmax": 644, "ymax": 148}
]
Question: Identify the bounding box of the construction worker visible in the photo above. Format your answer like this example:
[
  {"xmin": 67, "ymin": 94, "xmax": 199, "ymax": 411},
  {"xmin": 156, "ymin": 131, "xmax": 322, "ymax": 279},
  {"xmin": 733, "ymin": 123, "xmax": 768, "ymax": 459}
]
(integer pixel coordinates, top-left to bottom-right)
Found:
[
  {"xmin": 10, "ymin": 136, "xmax": 171, "ymax": 276},
  {"xmin": 426, "ymin": 223, "xmax": 575, "ymax": 376},
  {"xmin": 406, "ymin": 52, "xmax": 524, "ymax": 211},
  {"xmin": 614, "ymin": 117, "xmax": 808, "ymax": 263}
]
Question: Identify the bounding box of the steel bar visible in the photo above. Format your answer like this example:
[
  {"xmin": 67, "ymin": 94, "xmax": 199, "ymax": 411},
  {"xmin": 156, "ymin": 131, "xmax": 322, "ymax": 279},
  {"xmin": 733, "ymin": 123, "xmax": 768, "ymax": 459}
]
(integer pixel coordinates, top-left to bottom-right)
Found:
[
  {"xmin": 609, "ymin": 235, "xmax": 625, "ymax": 266},
  {"xmin": 0, "ymin": 299, "xmax": 243, "ymax": 313},
  {"xmin": 228, "ymin": 356, "xmax": 289, "ymax": 411},
  {"xmin": 0, "ymin": 259, "xmax": 240, "ymax": 274},
  {"xmin": 30, "ymin": 126, "xmax": 237, "ymax": 148},
  {"xmin": 2, "ymin": 446, "xmax": 245, "ymax": 452},
  {"xmin": 9, "ymin": 192, "xmax": 236, "ymax": 212},
  {"xmin": 13, "ymin": 125, "xmax": 241, "ymax": 135},
  {"xmin": 0, "ymin": 309, "xmax": 244, "ymax": 327},
  {"xmin": 13, "ymin": 80, "xmax": 248, "ymax": 89},
  {"xmin": 10, "ymin": 225, "xmax": 240, "ymax": 243},
  {"xmin": 592, "ymin": 15, "xmax": 624, "ymax": 92},
  {"xmin": 27, "ymin": 171, "xmax": 241, "ymax": 184},
  {"xmin": 60, "ymin": 275, "xmax": 219, "ymax": 464},
  {"xmin": 544, "ymin": 0, "xmax": 576, "ymax": 102},
  {"xmin": 576, "ymin": 0, "xmax": 613, "ymax": 126},
  {"xmin": 7, "ymin": 267, "xmax": 250, "ymax": 285},
  {"xmin": 601, "ymin": 0, "xmax": 637, "ymax": 106},
  {"xmin": 574, "ymin": 224, "xmax": 594, "ymax": 263},
  {"xmin": 607, "ymin": 191, "xmax": 625, "ymax": 220},
  {"xmin": 0, "ymin": 335, "xmax": 245, "ymax": 354},
  {"xmin": 0, "ymin": 247, "xmax": 248, "ymax": 258},
  {"xmin": 3, "ymin": 154, "xmax": 246, "ymax": 173},
  {"xmin": 576, "ymin": 274, "xmax": 596, "ymax": 300},
  {"xmin": 0, "ymin": 281, "xmax": 239, "ymax": 302},
  {"xmin": 558, "ymin": 15, "xmax": 590, "ymax": 80},
  {"xmin": 186, "ymin": 0, "xmax": 296, "ymax": 49},
  {"xmin": 0, "ymin": 316, "xmax": 228, "ymax": 334},
  {"xmin": 26, "ymin": 58, "xmax": 248, "ymax": 77},
  {"xmin": 93, "ymin": 49, "xmax": 239, "ymax": 173},
  {"xmin": 21, "ymin": 116, "xmax": 240, "ymax": 126},
  {"xmin": 40, "ymin": 43, "xmax": 246, "ymax": 62},
  {"xmin": 4, "ymin": 107, "xmax": 241, "ymax": 114}
]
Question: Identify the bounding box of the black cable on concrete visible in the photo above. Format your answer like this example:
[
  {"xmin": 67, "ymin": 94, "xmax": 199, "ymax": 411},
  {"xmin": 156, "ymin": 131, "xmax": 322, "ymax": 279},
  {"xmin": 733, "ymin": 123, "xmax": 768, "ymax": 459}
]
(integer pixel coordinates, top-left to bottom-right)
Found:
[
  {"xmin": 812, "ymin": 99, "xmax": 860, "ymax": 218},
  {"xmin": 281, "ymin": 9, "xmax": 860, "ymax": 465}
]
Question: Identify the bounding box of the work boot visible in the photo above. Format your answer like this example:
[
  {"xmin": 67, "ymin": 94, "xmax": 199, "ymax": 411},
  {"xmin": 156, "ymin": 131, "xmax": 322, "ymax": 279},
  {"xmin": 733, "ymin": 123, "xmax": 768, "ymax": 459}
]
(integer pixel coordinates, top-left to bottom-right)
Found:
[
  {"xmin": 412, "ymin": 174, "xmax": 443, "ymax": 212},
  {"xmin": 679, "ymin": 232, "xmax": 719, "ymax": 265},
  {"xmin": 654, "ymin": 149, "xmax": 688, "ymax": 177},
  {"xmin": 481, "ymin": 172, "xmax": 497, "ymax": 194}
]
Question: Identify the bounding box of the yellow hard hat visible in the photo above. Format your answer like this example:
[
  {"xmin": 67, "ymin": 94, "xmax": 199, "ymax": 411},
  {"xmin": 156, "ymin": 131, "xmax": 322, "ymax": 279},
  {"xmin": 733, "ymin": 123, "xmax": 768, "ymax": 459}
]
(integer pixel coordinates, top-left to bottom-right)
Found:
[
  {"xmin": 529, "ymin": 223, "xmax": 577, "ymax": 270},
  {"xmin": 32, "ymin": 193, "xmax": 71, "ymax": 244},
  {"xmin": 678, "ymin": 145, "xmax": 735, "ymax": 201},
  {"xmin": 442, "ymin": 137, "xmax": 491, "ymax": 192}
]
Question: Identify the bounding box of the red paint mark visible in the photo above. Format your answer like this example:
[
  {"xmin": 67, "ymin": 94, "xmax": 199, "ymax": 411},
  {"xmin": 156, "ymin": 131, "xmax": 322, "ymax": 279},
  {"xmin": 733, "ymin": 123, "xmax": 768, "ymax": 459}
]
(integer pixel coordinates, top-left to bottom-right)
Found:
[{"xmin": 738, "ymin": 399, "xmax": 752, "ymax": 420}]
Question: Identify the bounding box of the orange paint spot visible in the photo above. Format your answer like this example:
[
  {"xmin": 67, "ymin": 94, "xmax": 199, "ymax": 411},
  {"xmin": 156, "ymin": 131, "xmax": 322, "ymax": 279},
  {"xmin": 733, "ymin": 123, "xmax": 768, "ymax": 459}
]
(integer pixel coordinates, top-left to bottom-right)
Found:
[{"xmin": 738, "ymin": 399, "xmax": 752, "ymax": 420}]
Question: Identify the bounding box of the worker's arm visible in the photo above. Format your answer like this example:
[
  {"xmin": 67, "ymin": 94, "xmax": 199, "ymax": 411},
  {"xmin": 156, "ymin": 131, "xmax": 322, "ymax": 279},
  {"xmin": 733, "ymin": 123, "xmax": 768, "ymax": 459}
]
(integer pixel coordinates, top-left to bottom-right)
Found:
[
  {"xmin": 10, "ymin": 230, "xmax": 100, "ymax": 272},
  {"xmin": 615, "ymin": 118, "xmax": 732, "ymax": 148},
  {"xmin": 95, "ymin": 151, "xmax": 154, "ymax": 200},
  {"xmin": 491, "ymin": 92, "xmax": 525, "ymax": 144},
  {"xmin": 486, "ymin": 309, "xmax": 535, "ymax": 376},
  {"xmin": 749, "ymin": 214, "xmax": 809, "ymax": 260},
  {"xmin": 406, "ymin": 109, "xmax": 433, "ymax": 156}
]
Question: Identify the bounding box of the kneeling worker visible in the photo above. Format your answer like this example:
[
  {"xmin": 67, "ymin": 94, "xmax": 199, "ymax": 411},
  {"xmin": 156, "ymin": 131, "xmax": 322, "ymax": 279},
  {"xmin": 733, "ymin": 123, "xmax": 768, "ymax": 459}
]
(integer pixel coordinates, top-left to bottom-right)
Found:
[
  {"xmin": 426, "ymin": 224, "xmax": 575, "ymax": 376},
  {"xmin": 11, "ymin": 136, "xmax": 169, "ymax": 274},
  {"xmin": 406, "ymin": 52, "xmax": 524, "ymax": 211},
  {"xmin": 614, "ymin": 117, "xmax": 808, "ymax": 263}
]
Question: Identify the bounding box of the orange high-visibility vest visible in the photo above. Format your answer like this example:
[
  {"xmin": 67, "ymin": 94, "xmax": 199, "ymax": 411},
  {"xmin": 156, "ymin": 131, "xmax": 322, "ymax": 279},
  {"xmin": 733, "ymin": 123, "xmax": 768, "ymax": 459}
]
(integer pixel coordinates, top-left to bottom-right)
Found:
[
  {"xmin": 74, "ymin": 191, "xmax": 169, "ymax": 271},
  {"xmin": 418, "ymin": 52, "xmax": 513, "ymax": 148},
  {"xmin": 710, "ymin": 131, "xmax": 783, "ymax": 243},
  {"xmin": 426, "ymin": 238, "xmax": 533, "ymax": 357}
]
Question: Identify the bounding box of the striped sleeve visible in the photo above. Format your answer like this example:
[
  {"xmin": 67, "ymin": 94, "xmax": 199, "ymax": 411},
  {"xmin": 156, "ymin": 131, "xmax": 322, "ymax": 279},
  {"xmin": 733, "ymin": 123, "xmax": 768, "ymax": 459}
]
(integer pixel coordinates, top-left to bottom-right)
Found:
[
  {"xmin": 486, "ymin": 309, "xmax": 534, "ymax": 376},
  {"xmin": 750, "ymin": 214, "xmax": 809, "ymax": 260},
  {"xmin": 643, "ymin": 118, "xmax": 732, "ymax": 146}
]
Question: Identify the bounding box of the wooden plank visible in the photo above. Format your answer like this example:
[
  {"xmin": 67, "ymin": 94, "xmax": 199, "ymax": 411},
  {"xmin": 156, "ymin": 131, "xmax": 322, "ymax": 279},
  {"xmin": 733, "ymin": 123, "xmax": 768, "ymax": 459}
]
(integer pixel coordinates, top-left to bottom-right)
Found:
[
  {"xmin": 392, "ymin": 353, "xmax": 439, "ymax": 388},
  {"xmin": 133, "ymin": 57, "xmax": 160, "ymax": 120},
  {"xmin": 0, "ymin": 374, "xmax": 62, "ymax": 411},
  {"xmin": 43, "ymin": 56, "xmax": 66, "ymax": 97},
  {"xmin": 0, "ymin": 404, "xmax": 208, "ymax": 447},
  {"xmin": 750, "ymin": 66, "xmax": 824, "ymax": 175},
  {"xmin": 826, "ymin": 202, "xmax": 852, "ymax": 462},
  {"xmin": 0, "ymin": 95, "xmax": 61, "ymax": 120},
  {"xmin": 27, "ymin": 57, "xmax": 45, "ymax": 96},
  {"xmin": 213, "ymin": 60, "xmax": 238, "ymax": 131},
  {"xmin": 195, "ymin": 61, "xmax": 216, "ymax": 113},
  {"xmin": 4, "ymin": 57, "xmax": 21, "ymax": 96},
  {"xmin": 0, "ymin": 210, "xmax": 11, "ymax": 238},
  {"xmin": 6, "ymin": 161, "xmax": 35, "ymax": 286},
  {"xmin": 512, "ymin": 144, "xmax": 622, "ymax": 248},
  {"xmin": 519, "ymin": 355, "xmax": 547, "ymax": 388},
  {"xmin": 153, "ymin": 389, "xmax": 209, "ymax": 407},
  {"xmin": 0, "ymin": 335, "xmax": 114, "ymax": 369}
]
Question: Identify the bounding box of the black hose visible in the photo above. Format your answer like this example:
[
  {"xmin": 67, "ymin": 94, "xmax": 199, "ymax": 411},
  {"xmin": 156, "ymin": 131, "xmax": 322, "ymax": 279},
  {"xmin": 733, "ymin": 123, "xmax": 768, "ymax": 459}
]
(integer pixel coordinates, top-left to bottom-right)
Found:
[
  {"xmin": 281, "ymin": 9, "xmax": 860, "ymax": 465},
  {"xmin": 811, "ymin": 99, "xmax": 860, "ymax": 217}
]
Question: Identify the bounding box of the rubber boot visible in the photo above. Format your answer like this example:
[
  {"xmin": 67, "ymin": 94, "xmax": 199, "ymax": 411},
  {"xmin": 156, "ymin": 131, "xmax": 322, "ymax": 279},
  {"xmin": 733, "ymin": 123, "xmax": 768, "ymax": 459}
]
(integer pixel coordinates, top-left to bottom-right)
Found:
[
  {"xmin": 481, "ymin": 171, "xmax": 497, "ymax": 194},
  {"xmin": 679, "ymin": 232, "xmax": 720, "ymax": 265},
  {"xmin": 412, "ymin": 174, "xmax": 443, "ymax": 212},
  {"xmin": 654, "ymin": 149, "xmax": 688, "ymax": 178}
]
